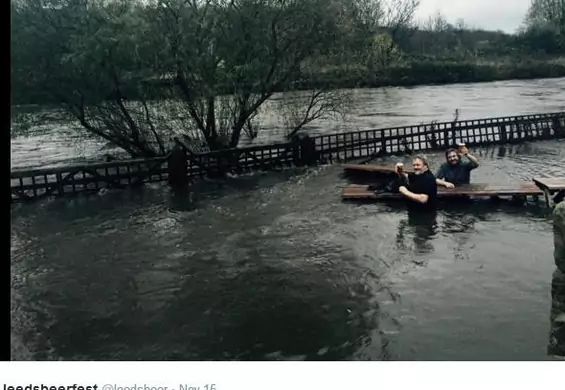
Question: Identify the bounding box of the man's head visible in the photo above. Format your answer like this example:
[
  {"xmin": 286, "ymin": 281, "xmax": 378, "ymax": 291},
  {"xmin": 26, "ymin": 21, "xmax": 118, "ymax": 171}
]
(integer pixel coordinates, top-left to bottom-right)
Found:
[
  {"xmin": 412, "ymin": 155, "xmax": 429, "ymax": 175},
  {"xmin": 445, "ymin": 148, "xmax": 460, "ymax": 165}
]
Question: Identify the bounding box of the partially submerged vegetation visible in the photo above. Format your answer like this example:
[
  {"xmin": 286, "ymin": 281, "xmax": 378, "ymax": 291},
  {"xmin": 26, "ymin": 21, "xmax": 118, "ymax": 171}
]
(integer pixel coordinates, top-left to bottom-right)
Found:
[{"xmin": 10, "ymin": 0, "xmax": 565, "ymax": 157}]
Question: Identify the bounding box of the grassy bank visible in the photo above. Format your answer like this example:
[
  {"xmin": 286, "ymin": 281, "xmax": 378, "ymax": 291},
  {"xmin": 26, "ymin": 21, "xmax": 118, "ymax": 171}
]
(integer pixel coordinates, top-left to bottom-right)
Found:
[
  {"xmin": 12, "ymin": 58, "xmax": 565, "ymax": 106},
  {"xmin": 295, "ymin": 57, "xmax": 565, "ymax": 90}
]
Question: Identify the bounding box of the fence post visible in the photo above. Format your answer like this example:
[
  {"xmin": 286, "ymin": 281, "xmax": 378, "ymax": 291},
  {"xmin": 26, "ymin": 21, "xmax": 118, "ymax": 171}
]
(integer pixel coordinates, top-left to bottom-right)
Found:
[
  {"xmin": 549, "ymin": 201, "xmax": 565, "ymax": 358},
  {"xmin": 168, "ymin": 145, "xmax": 189, "ymax": 189},
  {"xmin": 441, "ymin": 124, "xmax": 449, "ymax": 148},
  {"xmin": 450, "ymin": 121, "xmax": 458, "ymax": 147},
  {"xmin": 553, "ymin": 116, "xmax": 564, "ymax": 137},
  {"xmin": 543, "ymin": 121, "xmax": 551, "ymax": 139},
  {"xmin": 499, "ymin": 125, "xmax": 508, "ymax": 143},
  {"xmin": 291, "ymin": 135, "xmax": 302, "ymax": 166},
  {"xmin": 302, "ymin": 135, "xmax": 318, "ymax": 166},
  {"xmin": 292, "ymin": 133, "xmax": 318, "ymax": 167},
  {"xmin": 507, "ymin": 123, "xmax": 515, "ymax": 142}
]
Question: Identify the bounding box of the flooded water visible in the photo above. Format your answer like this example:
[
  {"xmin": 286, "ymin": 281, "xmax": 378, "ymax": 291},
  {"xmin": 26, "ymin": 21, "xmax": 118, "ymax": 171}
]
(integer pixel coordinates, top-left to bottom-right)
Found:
[
  {"xmin": 10, "ymin": 77, "xmax": 565, "ymax": 170},
  {"xmin": 10, "ymin": 78, "xmax": 565, "ymax": 360},
  {"xmin": 11, "ymin": 139, "xmax": 565, "ymax": 360}
]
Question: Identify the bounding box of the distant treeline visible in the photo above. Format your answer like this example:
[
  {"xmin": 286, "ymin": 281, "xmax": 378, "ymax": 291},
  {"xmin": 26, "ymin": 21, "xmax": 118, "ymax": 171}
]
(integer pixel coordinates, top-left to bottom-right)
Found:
[{"xmin": 12, "ymin": 10, "xmax": 565, "ymax": 105}]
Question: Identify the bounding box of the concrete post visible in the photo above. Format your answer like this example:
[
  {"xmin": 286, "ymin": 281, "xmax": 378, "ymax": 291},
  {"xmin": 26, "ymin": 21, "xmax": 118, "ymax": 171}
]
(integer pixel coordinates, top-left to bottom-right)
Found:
[{"xmin": 548, "ymin": 201, "xmax": 565, "ymax": 358}]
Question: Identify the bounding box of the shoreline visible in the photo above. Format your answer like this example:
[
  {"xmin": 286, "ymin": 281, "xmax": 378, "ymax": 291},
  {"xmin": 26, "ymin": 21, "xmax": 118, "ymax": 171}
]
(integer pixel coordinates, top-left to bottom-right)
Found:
[
  {"xmin": 293, "ymin": 60, "xmax": 565, "ymax": 91},
  {"xmin": 289, "ymin": 73, "xmax": 565, "ymax": 93},
  {"xmin": 11, "ymin": 60, "xmax": 565, "ymax": 106}
]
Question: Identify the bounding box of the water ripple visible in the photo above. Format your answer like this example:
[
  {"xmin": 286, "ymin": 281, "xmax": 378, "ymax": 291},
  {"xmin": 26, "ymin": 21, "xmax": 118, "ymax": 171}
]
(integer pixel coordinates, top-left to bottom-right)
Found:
[{"xmin": 10, "ymin": 80, "xmax": 565, "ymax": 360}]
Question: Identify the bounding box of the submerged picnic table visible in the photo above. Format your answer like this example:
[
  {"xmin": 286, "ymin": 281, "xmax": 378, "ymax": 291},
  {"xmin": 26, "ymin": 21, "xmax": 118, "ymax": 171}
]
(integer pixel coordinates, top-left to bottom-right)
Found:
[
  {"xmin": 341, "ymin": 163, "xmax": 565, "ymax": 207},
  {"xmin": 533, "ymin": 177, "xmax": 565, "ymax": 207},
  {"xmin": 343, "ymin": 164, "xmax": 412, "ymax": 175},
  {"xmin": 342, "ymin": 177, "xmax": 565, "ymax": 207}
]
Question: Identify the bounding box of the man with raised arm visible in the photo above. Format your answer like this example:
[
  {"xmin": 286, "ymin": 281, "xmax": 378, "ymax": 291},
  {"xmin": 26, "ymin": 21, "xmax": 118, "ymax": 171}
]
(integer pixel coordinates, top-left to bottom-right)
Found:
[{"xmin": 435, "ymin": 144, "xmax": 479, "ymax": 188}]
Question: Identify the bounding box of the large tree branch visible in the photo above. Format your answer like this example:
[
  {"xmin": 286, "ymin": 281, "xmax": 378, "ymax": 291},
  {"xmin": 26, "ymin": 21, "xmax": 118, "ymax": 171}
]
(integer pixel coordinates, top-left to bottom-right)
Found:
[
  {"xmin": 285, "ymin": 89, "xmax": 349, "ymax": 139},
  {"xmin": 110, "ymin": 68, "xmax": 141, "ymax": 145},
  {"xmin": 141, "ymin": 98, "xmax": 167, "ymax": 155},
  {"xmin": 174, "ymin": 74, "xmax": 207, "ymax": 133}
]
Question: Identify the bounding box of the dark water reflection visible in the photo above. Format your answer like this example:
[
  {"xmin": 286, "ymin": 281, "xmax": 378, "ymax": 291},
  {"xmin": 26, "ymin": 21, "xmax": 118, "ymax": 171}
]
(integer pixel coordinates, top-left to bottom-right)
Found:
[{"xmin": 11, "ymin": 141, "xmax": 565, "ymax": 360}]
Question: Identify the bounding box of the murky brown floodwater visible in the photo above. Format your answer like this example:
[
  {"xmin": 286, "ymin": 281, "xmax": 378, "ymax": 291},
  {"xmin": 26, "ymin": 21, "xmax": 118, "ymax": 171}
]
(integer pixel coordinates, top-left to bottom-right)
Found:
[{"xmin": 10, "ymin": 78, "xmax": 565, "ymax": 360}]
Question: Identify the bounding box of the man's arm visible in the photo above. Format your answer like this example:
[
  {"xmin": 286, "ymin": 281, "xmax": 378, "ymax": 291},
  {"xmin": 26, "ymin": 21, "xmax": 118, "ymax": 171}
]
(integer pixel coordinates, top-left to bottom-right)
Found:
[
  {"xmin": 436, "ymin": 178, "xmax": 454, "ymax": 188},
  {"xmin": 435, "ymin": 164, "xmax": 445, "ymax": 179},
  {"xmin": 460, "ymin": 147, "xmax": 479, "ymax": 169},
  {"xmin": 399, "ymin": 185, "xmax": 429, "ymax": 204},
  {"xmin": 465, "ymin": 153, "xmax": 479, "ymax": 169},
  {"xmin": 435, "ymin": 164, "xmax": 454, "ymax": 188}
]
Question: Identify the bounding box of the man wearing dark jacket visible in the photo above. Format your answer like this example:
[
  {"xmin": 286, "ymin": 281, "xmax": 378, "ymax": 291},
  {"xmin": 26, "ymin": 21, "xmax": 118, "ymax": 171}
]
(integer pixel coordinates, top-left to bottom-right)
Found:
[{"xmin": 435, "ymin": 145, "xmax": 479, "ymax": 188}]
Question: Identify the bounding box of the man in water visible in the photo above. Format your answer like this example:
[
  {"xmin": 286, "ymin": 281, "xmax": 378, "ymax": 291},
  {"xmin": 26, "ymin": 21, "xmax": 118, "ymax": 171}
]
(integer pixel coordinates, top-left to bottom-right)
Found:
[
  {"xmin": 395, "ymin": 155, "xmax": 438, "ymax": 212},
  {"xmin": 435, "ymin": 144, "xmax": 479, "ymax": 188}
]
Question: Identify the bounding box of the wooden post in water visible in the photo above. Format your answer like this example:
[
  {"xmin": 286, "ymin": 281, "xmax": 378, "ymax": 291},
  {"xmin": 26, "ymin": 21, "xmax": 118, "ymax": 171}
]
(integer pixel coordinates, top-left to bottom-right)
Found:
[
  {"xmin": 552, "ymin": 116, "xmax": 564, "ymax": 137},
  {"xmin": 499, "ymin": 125, "xmax": 508, "ymax": 143},
  {"xmin": 301, "ymin": 135, "xmax": 318, "ymax": 166},
  {"xmin": 442, "ymin": 124, "xmax": 450, "ymax": 148},
  {"xmin": 168, "ymin": 146, "xmax": 189, "ymax": 189},
  {"xmin": 291, "ymin": 135, "xmax": 302, "ymax": 166},
  {"xmin": 549, "ymin": 201, "xmax": 565, "ymax": 358},
  {"xmin": 450, "ymin": 121, "xmax": 458, "ymax": 147},
  {"xmin": 292, "ymin": 133, "xmax": 318, "ymax": 167}
]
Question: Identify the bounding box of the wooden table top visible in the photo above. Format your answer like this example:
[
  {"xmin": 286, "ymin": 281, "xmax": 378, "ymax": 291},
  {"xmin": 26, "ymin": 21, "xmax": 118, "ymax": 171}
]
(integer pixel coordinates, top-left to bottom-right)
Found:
[{"xmin": 532, "ymin": 177, "xmax": 565, "ymax": 191}]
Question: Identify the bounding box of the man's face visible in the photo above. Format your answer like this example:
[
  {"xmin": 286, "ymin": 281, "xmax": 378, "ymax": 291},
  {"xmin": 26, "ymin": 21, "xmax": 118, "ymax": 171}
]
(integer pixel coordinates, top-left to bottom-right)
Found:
[
  {"xmin": 446, "ymin": 151, "xmax": 459, "ymax": 165},
  {"xmin": 412, "ymin": 159, "xmax": 425, "ymax": 174}
]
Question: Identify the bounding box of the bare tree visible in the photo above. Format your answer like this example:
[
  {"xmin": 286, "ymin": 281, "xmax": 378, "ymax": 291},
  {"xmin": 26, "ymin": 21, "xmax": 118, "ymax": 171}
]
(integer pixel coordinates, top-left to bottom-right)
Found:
[
  {"xmin": 520, "ymin": 0, "xmax": 565, "ymax": 54},
  {"xmin": 454, "ymin": 18, "xmax": 468, "ymax": 31},
  {"xmin": 279, "ymin": 89, "xmax": 353, "ymax": 139},
  {"xmin": 422, "ymin": 11, "xmax": 450, "ymax": 32},
  {"xmin": 372, "ymin": 0, "xmax": 420, "ymax": 69},
  {"xmin": 342, "ymin": 0, "xmax": 385, "ymax": 36},
  {"xmin": 525, "ymin": 0, "xmax": 565, "ymax": 35},
  {"xmin": 12, "ymin": 0, "xmax": 424, "ymax": 157},
  {"xmin": 148, "ymin": 0, "xmax": 354, "ymax": 150},
  {"xmin": 382, "ymin": 0, "xmax": 420, "ymax": 31}
]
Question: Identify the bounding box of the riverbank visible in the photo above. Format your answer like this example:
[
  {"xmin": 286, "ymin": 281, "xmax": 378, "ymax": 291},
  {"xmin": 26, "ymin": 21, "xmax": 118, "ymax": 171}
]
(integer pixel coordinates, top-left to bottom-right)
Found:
[
  {"xmin": 295, "ymin": 57, "xmax": 565, "ymax": 90},
  {"xmin": 11, "ymin": 58, "xmax": 565, "ymax": 106}
]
